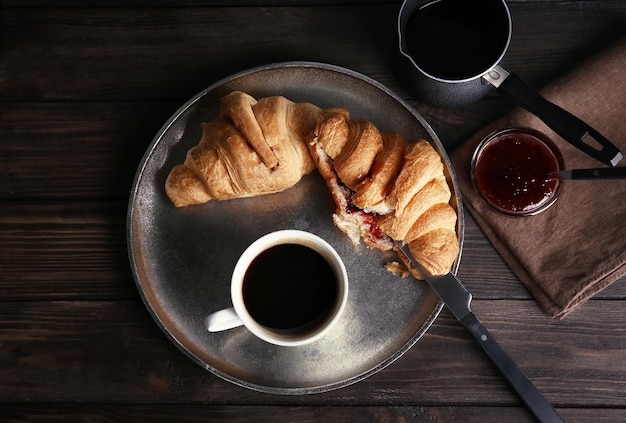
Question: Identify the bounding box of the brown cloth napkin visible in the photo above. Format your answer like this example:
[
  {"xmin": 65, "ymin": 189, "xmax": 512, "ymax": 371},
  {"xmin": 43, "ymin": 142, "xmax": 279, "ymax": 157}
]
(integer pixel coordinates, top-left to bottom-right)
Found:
[{"xmin": 451, "ymin": 36, "xmax": 626, "ymax": 318}]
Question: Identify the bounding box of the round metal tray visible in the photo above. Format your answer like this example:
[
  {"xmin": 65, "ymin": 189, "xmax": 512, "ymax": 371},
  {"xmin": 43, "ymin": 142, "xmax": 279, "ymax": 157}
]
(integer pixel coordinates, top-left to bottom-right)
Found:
[{"xmin": 127, "ymin": 62, "xmax": 464, "ymax": 394}]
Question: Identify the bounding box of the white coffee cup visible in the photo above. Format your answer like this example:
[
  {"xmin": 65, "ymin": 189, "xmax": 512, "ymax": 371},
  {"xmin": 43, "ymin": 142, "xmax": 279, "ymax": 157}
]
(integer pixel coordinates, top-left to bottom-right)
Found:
[{"xmin": 204, "ymin": 230, "xmax": 348, "ymax": 347}]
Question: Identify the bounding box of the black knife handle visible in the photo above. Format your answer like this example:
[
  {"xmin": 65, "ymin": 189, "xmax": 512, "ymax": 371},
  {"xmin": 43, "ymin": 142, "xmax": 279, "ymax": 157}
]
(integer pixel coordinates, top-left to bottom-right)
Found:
[
  {"xmin": 460, "ymin": 312, "xmax": 565, "ymax": 423},
  {"xmin": 572, "ymin": 166, "xmax": 626, "ymax": 180},
  {"xmin": 498, "ymin": 72, "xmax": 622, "ymax": 167}
]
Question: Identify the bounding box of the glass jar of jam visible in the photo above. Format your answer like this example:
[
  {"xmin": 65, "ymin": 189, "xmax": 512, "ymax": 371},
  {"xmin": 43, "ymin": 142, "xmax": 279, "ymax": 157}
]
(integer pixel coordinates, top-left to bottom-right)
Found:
[{"xmin": 471, "ymin": 127, "xmax": 564, "ymax": 216}]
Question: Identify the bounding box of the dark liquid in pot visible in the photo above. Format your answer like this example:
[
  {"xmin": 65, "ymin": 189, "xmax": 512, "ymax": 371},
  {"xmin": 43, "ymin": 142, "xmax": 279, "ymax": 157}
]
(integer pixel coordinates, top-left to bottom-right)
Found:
[
  {"xmin": 242, "ymin": 243, "xmax": 338, "ymax": 331},
  {"xmin": 404, "ymin": 0, "xmax": 509, "ymax": 80}
]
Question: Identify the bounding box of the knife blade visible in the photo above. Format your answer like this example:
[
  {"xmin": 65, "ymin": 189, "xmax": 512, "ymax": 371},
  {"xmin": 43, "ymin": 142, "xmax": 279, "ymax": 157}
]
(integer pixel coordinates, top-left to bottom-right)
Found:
[
  {"xmin": 395, "ymin": 241, "xmax": 564, "ymax": 423},
  {"xmin": 553, "ymin": 166, "xmax": 626, "ymax": 180}
]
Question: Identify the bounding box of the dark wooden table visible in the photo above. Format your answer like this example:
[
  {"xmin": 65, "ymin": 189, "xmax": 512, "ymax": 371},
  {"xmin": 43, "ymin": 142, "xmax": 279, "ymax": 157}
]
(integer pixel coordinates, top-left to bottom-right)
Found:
[{"xmin": 1, "ymin": 1, "xmax": 625, "ymax": 422}]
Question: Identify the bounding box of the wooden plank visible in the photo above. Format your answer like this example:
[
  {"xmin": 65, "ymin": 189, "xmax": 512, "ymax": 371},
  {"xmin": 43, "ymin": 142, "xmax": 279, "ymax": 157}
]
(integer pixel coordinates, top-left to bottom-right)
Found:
[
  {"xmin": 0, "ymin": 201, "xmax": 137, "ymax": 300},
  {"xmin": 0, "ymin": 102, "xmax": 179, "ymax": 199},
  {"xmin": 0, "ymin": 299, "xmax": 623, "ymax": 406},
  {"xmin": 0, "ymin": 0, "xmax": 599, "ymax": 6},
  {"xmin": 1, "ymin": 1, "xmax": 624, "ymax": 420},
  {"xmin": 0, "ymin": 404, "xmax": 618, "ymax": 423},
  {"xmin": 1, "ymin": 4, "xmax": 625, "ymax": 103},
  {"xmin": 0, "ymin": 6, "xmax": 399, "ymax": 102},
  {"xmin": 2, "ymin": 0, "xmax": 401, "ymax": 7},
  {"xmin": 1, "ymin": 9, "xmax": 625, "ymax": 201},
  {"xmin": 0, "ymin": 99, "xmax": 511, "ymax": 199},
  {"xmin": 2, "ymin": 200, "xmax": 625, "ymax": 301}
]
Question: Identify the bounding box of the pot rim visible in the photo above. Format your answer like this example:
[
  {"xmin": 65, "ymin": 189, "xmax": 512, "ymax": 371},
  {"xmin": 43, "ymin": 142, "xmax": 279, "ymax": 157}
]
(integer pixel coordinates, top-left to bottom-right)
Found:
[{"xmin": 397, "ymin": 0, "xmax": 512, "ymax": 84}]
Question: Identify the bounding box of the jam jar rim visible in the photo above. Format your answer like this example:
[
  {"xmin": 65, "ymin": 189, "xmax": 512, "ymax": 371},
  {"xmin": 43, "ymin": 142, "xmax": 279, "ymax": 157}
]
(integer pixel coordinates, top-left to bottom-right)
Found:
[{"xmin": 470, "ymin": 126, "xmax": 565, "ymax": 217}]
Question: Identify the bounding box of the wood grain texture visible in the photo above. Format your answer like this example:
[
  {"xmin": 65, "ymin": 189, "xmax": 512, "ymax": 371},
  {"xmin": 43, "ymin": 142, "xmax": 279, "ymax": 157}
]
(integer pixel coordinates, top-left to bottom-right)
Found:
[
  {"xmin": 1, "ymin": 1, "xmax": 625, "ymax": 421},
  {"xmin": 4, "ymin": 0, "xmax": 403, "ymax": 6},
  {"xmin": 1, "ymin": 4, "xmax": 625, "ymax": 200},
  {"xmin": 0, "ymin": 201, "xmax": 136, "ymax": 300},
  {"xmin": 1, "ymin": 3, "xmax": 625, "ymax": 103},
  {"xmin": 0, "ymin": 300, "xmax": 623, "ymax": 407},
  {"xmin": 2, "ymin": 200, "xmax": 624, "ymax": 302},
  {"xmin": 0, "ymin": 102, "xmax": 178, "ymax": 199},
  {"xmin": 0, "ymin": 6, "xmax": 398, "ymax": 102},
  {"xmin": 0, "ymin": 100, "xmax": 508, "ymax": 199},
  {"xmin": 1, "ymin": 405, "xmax": 622, "ymax": 423}
]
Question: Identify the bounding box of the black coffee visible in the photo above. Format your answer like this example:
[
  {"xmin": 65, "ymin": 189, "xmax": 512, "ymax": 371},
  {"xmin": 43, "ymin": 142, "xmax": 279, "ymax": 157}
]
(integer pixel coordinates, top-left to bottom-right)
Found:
[
  {"xmin": 404, "ymin": 0, "xmax": 509, "ymax": 80},
  {"xmin": 242, "ymin": 243, "xmax": 338, "ymax": 331}
]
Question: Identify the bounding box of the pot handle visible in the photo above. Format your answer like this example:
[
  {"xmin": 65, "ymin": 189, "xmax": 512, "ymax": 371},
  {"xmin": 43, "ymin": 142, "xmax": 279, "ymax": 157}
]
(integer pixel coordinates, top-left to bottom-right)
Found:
[{"xmin": 484, "ymin": 66, "xmax": 623, "ymax": 166}]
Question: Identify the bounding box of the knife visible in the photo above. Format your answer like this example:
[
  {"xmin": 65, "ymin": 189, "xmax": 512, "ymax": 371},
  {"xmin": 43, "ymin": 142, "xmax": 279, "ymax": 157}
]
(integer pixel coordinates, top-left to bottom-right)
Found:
[
  {"xmin": 553, "ymin": 166, "xmax": 626, "ymax": 180},
  {"xmin": 395, "ymin": 241, "xmax": 565, "ymax": 423}
]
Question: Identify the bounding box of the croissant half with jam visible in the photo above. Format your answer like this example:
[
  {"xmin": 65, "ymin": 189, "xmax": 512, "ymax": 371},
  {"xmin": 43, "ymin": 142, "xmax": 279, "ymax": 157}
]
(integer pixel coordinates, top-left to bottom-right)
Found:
[
  {"xmin": 307, "ymin": 109, "xmax": 459, "ymax": 276},
  {"xmin": 165, "ymin": 91, "xmax": 323, "ymax": 207}
]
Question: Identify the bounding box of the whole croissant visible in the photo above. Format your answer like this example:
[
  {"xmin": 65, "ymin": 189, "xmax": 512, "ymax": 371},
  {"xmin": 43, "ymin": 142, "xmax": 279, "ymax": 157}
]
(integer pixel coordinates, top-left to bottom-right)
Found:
[
  {"xmin": 165, "ymin": 91, "xmax": 323, "ymax": 207},
  {"xmin": 308, "ymin": 110, "xmax": 459, "ymax": 276}
]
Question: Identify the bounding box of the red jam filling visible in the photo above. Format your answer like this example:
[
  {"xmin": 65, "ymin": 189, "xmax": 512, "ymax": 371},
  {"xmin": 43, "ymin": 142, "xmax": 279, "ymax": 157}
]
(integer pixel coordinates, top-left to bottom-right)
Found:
[
  {"xmin": 474, "ymin": 132, "xmax": 560, "ymax": 214},
  {"xmin": 360, "ymin": 212, "xmax": 385, "ymax": 241},
  {"xmin": 345, "ymin": 198, "xmax": 385, "ymax": 241}
]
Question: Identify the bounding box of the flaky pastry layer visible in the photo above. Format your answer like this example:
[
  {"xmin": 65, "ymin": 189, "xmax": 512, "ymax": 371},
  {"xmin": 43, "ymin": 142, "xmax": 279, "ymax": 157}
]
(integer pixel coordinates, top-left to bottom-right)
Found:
[
  {"xmin": 307, "ymin": 110, "xmax": 459, "ymax": 276},
  {"xmin": 165, "ymin": 91, "xmax": 323, "ymax": 207}
]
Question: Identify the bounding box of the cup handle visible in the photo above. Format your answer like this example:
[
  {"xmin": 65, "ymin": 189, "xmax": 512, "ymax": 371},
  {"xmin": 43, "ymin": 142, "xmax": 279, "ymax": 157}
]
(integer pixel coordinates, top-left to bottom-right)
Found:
[{"xmin": 204, "ymin": 307, "xmax": 243, "ymax": 332}]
